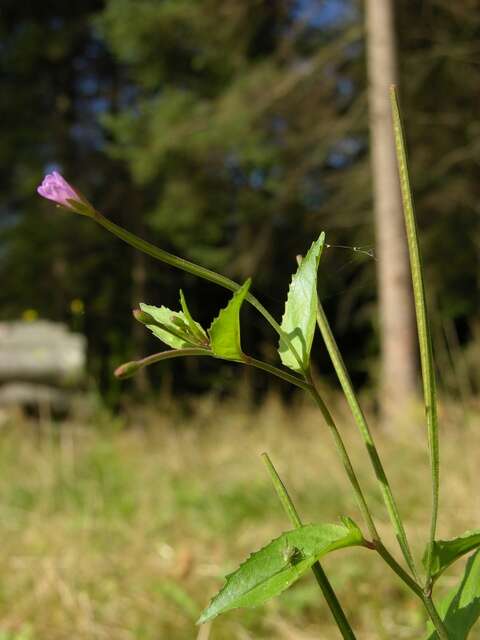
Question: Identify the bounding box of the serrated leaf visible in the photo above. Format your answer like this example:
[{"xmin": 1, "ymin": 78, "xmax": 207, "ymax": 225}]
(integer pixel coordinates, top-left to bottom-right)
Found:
[
  {"xmin": 139, "ymin": 303, "xmax": 204, "ymax": 349},
  {"xmin": 198, "ymin": 519, "xmax": 363, "ymax": 624},
  {"xmin": 424, "ymin": 549, "xmax": 480, "ymax": 639},
  {"xmin": 180, "ymin": 290, "xmax": 208, "ymax": 344},
  {"xmin": 278, "ymin": 233, "xmax": 325, "ymax": 372},
  {"xmin": 423, "ymin": 530, "xmax": 480, "ymax": 581},
  {"xmin": 208, "ymin": 279, "xmax": 251, "ymax": 361}
]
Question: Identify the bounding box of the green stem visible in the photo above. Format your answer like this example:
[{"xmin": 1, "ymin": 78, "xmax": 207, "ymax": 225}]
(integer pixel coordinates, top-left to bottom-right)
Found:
[
  {"xmin": 93, "ymin": 210, "xmax": 305, "ymax": 372},
  {"xmin": 242, "ymin": 356, "xmax": 312, "ymax": 392},
  {"xmin": 422, "ymin": 596, "xmax": 450, "ymax": 640},
  {"xmin": 116, "ymin": 349, "xmax": 311, "ymax": 391},
  {"xmin": 115, "ymin": 348, "xmax": 211, "ymax": 378},
  {"xmin": 390, "ymin": 87, "xmax": 440, "ymax": 586},
  {"xmin": 262, "ymin": 453, "xmax": 357, "ymax": 640},
  {"xmin": 306, "ymin": 372, "xmax": 380, "ymax": 543},
  {"xmin": 375, "ymin": 542, "xmax": 423, "ymax": 598},
  {"xmin": 315, "ymin": 300, "xmax": 418, "ymax": 577},
  {"xmin": 375, "ymin": 543, "xmax": 450, "ymax": 639}
]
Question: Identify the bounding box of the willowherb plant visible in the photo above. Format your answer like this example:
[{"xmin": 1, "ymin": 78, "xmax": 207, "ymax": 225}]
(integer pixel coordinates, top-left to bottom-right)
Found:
[{"xmin": 38, "ymin": 88, "xmax": 479, "ymax": 639}]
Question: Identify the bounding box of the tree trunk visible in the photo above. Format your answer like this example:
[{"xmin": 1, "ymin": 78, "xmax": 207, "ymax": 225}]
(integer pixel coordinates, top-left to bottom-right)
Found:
[
  {"xmin": 131, "ymin": 220, "xmax": 150, "ymax": 394},
  {"xmin": 365, "ymin": 0, "xmax": 417, "ymax": 422}
]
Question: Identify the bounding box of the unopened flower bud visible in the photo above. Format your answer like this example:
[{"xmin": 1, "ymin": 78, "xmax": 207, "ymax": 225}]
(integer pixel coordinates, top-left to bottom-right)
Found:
[
  {"xmin": 133, "ymin": 309, "xmax": 156, "ymax": 324},
  {"xmin": 37, "ymin": 172, "xmax": 94, "ymax": 216},
  {"xmin": 114, "ymin": 361, "xmax": 142, "ymax": 379}
]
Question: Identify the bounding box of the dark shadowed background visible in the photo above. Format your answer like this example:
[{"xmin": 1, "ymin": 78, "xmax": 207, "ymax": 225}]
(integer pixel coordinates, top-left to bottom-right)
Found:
[{"xmin": 0, "ymin": 0, "xmax": 479, "ymax": 402}]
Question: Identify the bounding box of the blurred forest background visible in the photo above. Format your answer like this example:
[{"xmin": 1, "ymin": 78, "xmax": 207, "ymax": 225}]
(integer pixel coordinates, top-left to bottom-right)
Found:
[
  {"xmin": 1, "ymin": 0, "xmax": 479, "ymax": 407},
  {"xmin": 0, "ymin": 3, "xmax": 480, "ymax": 639}
]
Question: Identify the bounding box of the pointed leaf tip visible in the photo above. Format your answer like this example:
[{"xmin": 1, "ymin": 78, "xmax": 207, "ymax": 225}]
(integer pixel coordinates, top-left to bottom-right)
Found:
[
  {"xmin": 278, "ymin": 233, "xmax": 325, "ymax": 372},
  {"xmin": 424, "ymin": 549, "xmax": 480, "ymax": 639},
  {"xmin": 423, "ymin": 529, "xmax": 480, "ymax": 581},
  {"xmin": 179, "ymin": 290, "xmax": 208, "ymax": 344},
  {"xmin": 209, "ymin": 279, "xmax": 251, "ymax": 361}
]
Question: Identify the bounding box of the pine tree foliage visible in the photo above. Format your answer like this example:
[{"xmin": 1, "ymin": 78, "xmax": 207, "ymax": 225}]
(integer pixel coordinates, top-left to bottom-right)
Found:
[{"xmin": 0, "ymin": 0, "xmax": 478, "ymax": 395}]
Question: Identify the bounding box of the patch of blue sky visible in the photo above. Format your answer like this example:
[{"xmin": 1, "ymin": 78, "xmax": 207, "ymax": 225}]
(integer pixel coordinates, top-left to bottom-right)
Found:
[{"xmin": 293, "ymin": 0, "xmax": 357, "ymax": 29}]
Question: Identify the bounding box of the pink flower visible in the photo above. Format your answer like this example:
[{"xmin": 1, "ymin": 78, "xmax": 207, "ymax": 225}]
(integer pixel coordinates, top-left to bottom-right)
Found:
[
  {"xmin": 37, "ymin": 171, "xmax": 94, "ymax": 216},
  {"xmin": 37, "ymin": 172, "xmax": 80, "ymax": 207}
]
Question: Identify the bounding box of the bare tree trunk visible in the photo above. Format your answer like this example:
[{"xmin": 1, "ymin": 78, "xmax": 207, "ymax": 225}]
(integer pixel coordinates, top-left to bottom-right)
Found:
[{"xmin": 365, "ymin": 0, "xmax": 417, "ymax": 421}]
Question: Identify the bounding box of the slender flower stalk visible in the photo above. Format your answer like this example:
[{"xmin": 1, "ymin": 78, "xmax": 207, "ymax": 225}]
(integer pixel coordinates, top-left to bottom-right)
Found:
[
  {"xmin": 115, "ymin": 348, "xmax": 312, "ymax": 391},
  {"xmin": 114, "ymin": 348, "xmax": 212, "ymax": 379},
  {"xmin": 36, "ymin": 181, "xmax": 299, "ymax": 371},
  {"xmin": 89, "ymin": 208, "xmax": 307, "ymax": 371}
]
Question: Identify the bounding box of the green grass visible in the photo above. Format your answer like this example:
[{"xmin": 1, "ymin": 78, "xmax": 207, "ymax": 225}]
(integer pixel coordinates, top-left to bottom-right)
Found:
[{"xmin": 0, "ymin": 395, "xmax": 477, "ymax": 639}]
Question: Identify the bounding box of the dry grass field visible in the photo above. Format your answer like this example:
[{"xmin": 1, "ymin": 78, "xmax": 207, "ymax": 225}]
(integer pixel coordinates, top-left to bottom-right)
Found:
[{"xmin": 0, "ymin": 393, "xmax": 478, "ymax": 639}]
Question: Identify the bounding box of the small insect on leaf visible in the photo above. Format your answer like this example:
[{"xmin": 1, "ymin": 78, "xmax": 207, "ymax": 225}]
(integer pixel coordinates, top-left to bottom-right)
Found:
[
  {"xmin": 198, "ymin": 519, "xmax": 364, "ymax": 624},
  {"xmin": 282, "ymin": 542, "xmax": 303, "ymax": 566}
]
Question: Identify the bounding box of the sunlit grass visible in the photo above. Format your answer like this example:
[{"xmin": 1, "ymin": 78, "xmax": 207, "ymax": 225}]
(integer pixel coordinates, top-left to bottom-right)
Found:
[{"xmin": 0, "ymin": 395, "xmax": 477, "ymax": 639}]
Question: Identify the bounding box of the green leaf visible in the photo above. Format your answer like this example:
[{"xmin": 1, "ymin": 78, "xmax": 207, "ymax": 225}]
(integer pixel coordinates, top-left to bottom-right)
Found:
[
  {"xmin": 278, "ymin": 233, "xmax": 325, "ymax": 372},
  {"xmin": 208, "ymin": 279, "xmax": 251, "ymax": 361},
  {"xmin": 198, "ymin": 519, "xmax": 363, "ymax": 624},
  {"xmin": 423, "ymin": 530, "xmax": 480, "ymax": 581},
  {"xmin": 425, "ymin": 549, "xmax": 480, "ymax": 639},
  {"xmin": 139, "ymin": 303, "xmax": 205, "ymax": 349},
  {"xmin": 179, "ymin": 290, "xmax": 208, "ymax": 344}
]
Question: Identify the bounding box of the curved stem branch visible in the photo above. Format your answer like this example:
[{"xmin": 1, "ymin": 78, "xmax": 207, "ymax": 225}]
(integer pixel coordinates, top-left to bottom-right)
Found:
[
  {"xmin": 93, "ymin": 211, "xmax": 305, "ymax": 371},
  {"xmin": 116, "ymin": 349, "xmax": 310, "ymax": 392},
  {"xmin": 115, "ymin": 348, "xmax": 212, "ymax": 378},
  {"xmin": 242, "ymin": 356, "xmax": 311, "ymax": 391}
]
